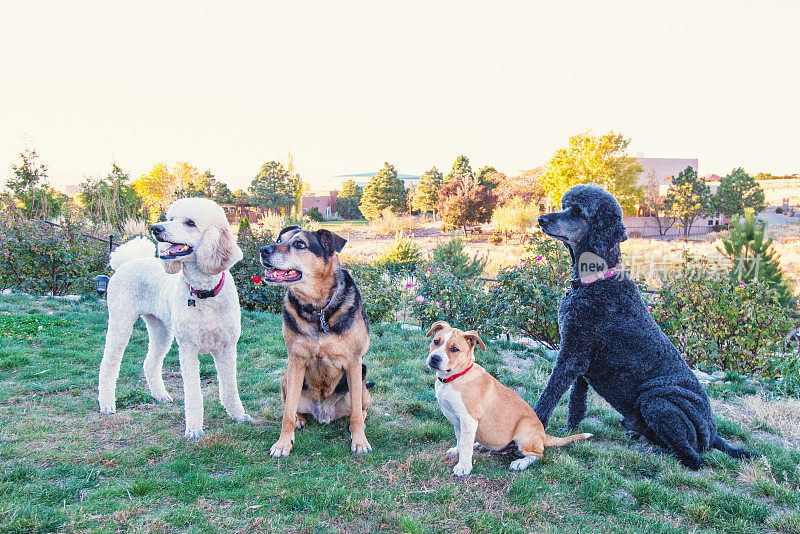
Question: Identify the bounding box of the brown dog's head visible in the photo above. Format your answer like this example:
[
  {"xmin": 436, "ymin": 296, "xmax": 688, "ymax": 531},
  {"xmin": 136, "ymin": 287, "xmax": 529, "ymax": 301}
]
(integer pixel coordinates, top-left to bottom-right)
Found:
[
  {"xmin": 259, "ymin": 226, "xmax": 347, "ymax": 290},
  {"xmin": 425, "ymin": 321, "xmax": 486, "ymax": 376}
]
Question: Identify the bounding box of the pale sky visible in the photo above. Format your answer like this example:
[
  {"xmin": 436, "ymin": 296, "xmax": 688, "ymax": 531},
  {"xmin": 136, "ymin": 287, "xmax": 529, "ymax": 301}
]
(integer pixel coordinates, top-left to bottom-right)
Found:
[{"xmin": 1, "ymin": 0, "xmax": 798, "ymax": 192}]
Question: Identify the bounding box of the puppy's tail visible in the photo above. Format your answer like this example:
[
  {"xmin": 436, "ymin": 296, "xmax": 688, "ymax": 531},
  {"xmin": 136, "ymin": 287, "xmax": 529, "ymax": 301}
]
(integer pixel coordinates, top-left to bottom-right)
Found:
[
  {"xmin": 543, "ymin": 432, "xmax": 593, "ymax": 447},
  {"xmin": 109, "ymin": 237, "xmax": 156, "ymax": 270},
  {"xmin": 712, "ymin": 435, "xmax": 755, "ymax": 460}
]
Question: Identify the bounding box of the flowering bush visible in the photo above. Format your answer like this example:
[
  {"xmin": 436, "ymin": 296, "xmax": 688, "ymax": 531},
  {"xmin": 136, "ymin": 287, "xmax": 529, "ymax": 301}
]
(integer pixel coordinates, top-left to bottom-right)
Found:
[
  {"xmin": 410, "ymin": 264, "xmax": 492, "ymax": 331},
  {"xmin": 651, "ymin": 253, "xmax": 795, "ymax": 375},
  {"xmin": 344, "ymin": 261, "xmax": 402, "ymax": 324},
  {"xmin": 484, "ymin": 233, "xmax": 571, "ymax": 348},
  {"xmin": 0, "ymin": 213, "xmax": 109, "ymax": 295},
  {"xmin": 230, "ymin": 227, "xmax": 285, "ymax": 313}
]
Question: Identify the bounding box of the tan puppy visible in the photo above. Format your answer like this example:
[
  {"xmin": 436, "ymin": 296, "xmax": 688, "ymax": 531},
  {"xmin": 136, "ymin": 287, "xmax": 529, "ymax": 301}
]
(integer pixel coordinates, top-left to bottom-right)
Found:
[{"xmin": 426, "ymin": 321, "xmax": 591, "ymax": 476}]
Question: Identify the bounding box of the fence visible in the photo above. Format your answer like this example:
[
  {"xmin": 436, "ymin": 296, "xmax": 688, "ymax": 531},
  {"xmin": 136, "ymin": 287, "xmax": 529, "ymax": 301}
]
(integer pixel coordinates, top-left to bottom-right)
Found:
[{"xmin": 38, "ymin": 220, "xmax": 118, "ymax": 252}]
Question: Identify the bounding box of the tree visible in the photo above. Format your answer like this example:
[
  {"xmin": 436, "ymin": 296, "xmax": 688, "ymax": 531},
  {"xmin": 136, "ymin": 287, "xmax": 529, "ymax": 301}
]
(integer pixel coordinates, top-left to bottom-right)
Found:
[
  {"xmin": 477, "ymin": 165, "xmax": 501, "ymax": 188},
  {"xmin": 175, "ymin": 169, "xmax": 235, "ymax": 204},
  {"xmin": 412, "ymin": 167, "xmax": 443, "ymax": 219},
  {"xmin": 249, "ymin": 161, "xmax": 302, "ymax": 215},
  {"xmin": 494, "ymin": 168, "xmax": 546, "ymax": 206},
  {"xmin": 438, "ymin": 174, "xmax": 496, "ymax": 235},
  {"xmin": 719, "ymin": 208, "xmax": 792, "ymax": 304},
  {"xmin": 664, "ymin": 166, "xmax": 712, "ymax": 236},
  {"xmin": 336, "ymin": 179, "xmax": 364, "ymax": 220},
  {"xmin": 78, "ymin": 163, "xmax": 143, "ymax": 229},
  {"xmin": 6, "ymin": 149, "xmax": 67, "ymax": 219},
  {"xmin": 431, "ymin": 235, "xmax": 488, "ymax": 278},
  {"xmin": 359, "ymin": 162, "xmax": 407, "ymax": 220},
  {"xmin": 133, "ymin": 163, "xmax": 179, "ymax": 221},
  {"xmin": 714, "ymin": 168, "xmax": 765, "ymax": 218},
  {"xmin": 640, "ymin": 170, "xmax": 677, "ymax": 236},
  {"xmin": 541, "ymin": 131, "xmax": 643, "ymax": 214}
]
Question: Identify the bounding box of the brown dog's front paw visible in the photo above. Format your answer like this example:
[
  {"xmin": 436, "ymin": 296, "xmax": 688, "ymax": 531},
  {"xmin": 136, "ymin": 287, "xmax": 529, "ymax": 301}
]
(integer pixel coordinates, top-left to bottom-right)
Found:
[
  {"xmin": 295, "ymin": 414, "xmax": 307, "ymax": 430},
  {"xmin": 351, "ymin": 434, "xmax": 372, "ymax": 454},
  {"xmin": 269, "ymin": 436, "xmax": 294, "ymax": 458}
]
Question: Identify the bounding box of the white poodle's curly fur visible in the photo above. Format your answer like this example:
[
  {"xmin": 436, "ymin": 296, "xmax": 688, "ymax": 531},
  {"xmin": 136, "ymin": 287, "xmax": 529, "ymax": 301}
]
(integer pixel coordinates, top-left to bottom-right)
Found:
[{"xmin": 98, "ymin": 197, "xmax": 250, "ymax": 438}]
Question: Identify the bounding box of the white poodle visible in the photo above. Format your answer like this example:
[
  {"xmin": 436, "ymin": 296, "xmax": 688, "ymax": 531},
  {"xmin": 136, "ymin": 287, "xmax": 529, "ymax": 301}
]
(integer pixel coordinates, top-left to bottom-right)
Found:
[{"xmin": 98, "ymin": 197, "xmax": 251, "ymax": 438}]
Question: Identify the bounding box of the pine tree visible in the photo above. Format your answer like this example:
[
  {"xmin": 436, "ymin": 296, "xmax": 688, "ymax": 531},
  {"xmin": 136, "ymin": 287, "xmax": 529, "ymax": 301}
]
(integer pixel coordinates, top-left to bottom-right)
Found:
[
  {"xmin": 359, "ymin": 162, "xmax": 407, "ymax": 220},
  {"xmin": 431, "ymin": 234, "xmax": 488, "ymax": 278},
  {"xmin": 337, "ymin": 179, "xmax": 364, "ymax": 219},
  {"xmin": 412, "ymin": 167, "xmax": 443, "ymax": 219},
  {"xmin": 719, "ymin": 208, "xmax": 792, "ymax": 303},
  {"xmin": 714, "ymin": 167, "xmax": 765, "ymax": 218}
]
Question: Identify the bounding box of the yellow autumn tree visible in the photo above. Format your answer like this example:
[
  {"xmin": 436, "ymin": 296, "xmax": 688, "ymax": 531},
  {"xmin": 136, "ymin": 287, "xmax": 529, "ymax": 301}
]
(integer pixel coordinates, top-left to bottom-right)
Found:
[
  {"xmin": 541, "ymin": 131, "xmax": 643, "ymax": 215},
  {"xmin": 133, "ymin": 162, "xmax": 200, "ymax": 221}
]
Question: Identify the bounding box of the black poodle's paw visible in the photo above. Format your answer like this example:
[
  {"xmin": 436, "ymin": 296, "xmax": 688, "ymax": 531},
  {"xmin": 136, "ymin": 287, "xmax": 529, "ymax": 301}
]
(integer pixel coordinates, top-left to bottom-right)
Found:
[
  {"xmin": 557, "ymin": 426, "xmax": 576, "ymax": 436},
  {"xmin": 624, "ymin": 429, "xmax": 643, "ymax": 441}
]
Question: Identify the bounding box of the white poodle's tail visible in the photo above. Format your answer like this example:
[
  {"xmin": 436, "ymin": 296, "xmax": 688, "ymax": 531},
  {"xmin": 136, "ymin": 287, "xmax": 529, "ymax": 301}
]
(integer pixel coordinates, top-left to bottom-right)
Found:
[{"xmin": 109, "ymin": 237, "xmax": 156, "ymax": 270}]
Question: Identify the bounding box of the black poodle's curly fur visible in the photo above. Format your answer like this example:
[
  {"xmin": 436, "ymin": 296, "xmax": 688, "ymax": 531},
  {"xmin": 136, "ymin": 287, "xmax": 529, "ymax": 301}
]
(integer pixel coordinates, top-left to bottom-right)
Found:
[{"xmin": 533, "ymin": 184, "xmax": 752, "ymax": 469}]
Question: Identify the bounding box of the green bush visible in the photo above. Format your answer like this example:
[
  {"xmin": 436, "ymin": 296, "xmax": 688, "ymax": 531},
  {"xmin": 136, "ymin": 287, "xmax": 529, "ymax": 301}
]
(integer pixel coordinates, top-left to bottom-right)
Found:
[
  {"xmin": 485, "ymin": 232, "xmax": 571, "ymax": 348},
  {"xmin": 431, "ymin": 235, "xmax": 488, "ymax": 279},
  {"xmin": 651, "ymin": 253, "xmax": 795, "ymax": 375},
  {"xmin": 378, "ymin": 232, "xmax": 421, "ymax": 273},
  {"xmin": 410, "ymin": 264, "xmax": 492, "ymax": 332},
  {"xmin": 765, "ymin": 351, "xmax": 800, "ymax": 396},
  {"xmin": 0, "ymin": 214, "xmax": 108, "ymax": 295},
  {"xmin": 344, "ymin": 261, "xmax": 402, "ymax": 324},
  {"xmin": 307, "ymin": 207, "xmax": 324, "ymax": 222},
  {"xmin": 230, "ymin": 227, "xmax": 285, "ymax": 313}
]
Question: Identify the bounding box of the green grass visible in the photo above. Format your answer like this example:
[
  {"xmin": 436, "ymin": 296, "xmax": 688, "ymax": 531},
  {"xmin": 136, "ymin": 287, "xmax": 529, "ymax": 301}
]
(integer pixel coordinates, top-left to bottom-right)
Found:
[{"xmin": 1, "ymin": 294, "xmax": 799, "ymax": 533}]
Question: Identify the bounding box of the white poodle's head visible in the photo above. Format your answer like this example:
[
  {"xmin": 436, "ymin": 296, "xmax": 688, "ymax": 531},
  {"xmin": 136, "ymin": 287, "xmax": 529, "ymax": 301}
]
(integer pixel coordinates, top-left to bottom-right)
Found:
[{"xmin": 150, "ymin": 198, "xmax": 243, "ymax": 275}]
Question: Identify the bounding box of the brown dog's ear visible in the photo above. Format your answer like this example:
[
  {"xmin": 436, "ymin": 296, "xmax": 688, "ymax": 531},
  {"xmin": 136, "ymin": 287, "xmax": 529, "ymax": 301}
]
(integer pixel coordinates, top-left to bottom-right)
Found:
[
  {"xmin": 462, "ymin": 331, "xmax": 486, "ymax": 351},
  {"xmin": 195, "ymin": 223, "xmax": 244, "ymax": 275},
  {"xmin": 316, "ymin": 229, "xmax": 347, "ymax": 255},
  {"xmin": 426, "ymin": 321, "xmax": 450, "ymax": 337},
  {"xmin": 162, "ymin": 260, "xmax": 181, "ymax": 274},
  {"xmin": 278, "ymin": 225, "xmax": 302, "ymax": 240}
]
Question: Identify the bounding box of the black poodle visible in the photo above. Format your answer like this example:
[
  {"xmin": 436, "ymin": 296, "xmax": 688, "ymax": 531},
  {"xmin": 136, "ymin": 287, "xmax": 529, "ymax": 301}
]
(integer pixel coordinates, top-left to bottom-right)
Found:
[{"xmin": 533, "ymin": 184, "xmax": 752, "ymax": 469}]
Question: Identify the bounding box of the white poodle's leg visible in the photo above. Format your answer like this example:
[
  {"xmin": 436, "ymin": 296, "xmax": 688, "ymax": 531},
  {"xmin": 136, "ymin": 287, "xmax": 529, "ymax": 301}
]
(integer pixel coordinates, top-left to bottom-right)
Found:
[
  {"xmin": 178, "ymin": 346, "xmax": 204, "ymax": 439},
  {"xmin": 212, "ymin": 346, "xmax": 251, "ymax": 423},
  {"xmin": 142, "ymin": 314, "xmax": 174, "ymax": 403},
  {"xmin": 98, "ymin": 316, "xmax": 136, "ymax": 414}
]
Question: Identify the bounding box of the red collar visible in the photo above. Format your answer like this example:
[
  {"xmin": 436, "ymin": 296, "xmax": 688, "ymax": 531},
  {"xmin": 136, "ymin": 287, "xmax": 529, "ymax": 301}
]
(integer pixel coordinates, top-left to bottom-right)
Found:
[
  {"xmin": 187, "ymin": 272, "xmax": 225, "ymax": 299},
  {"xmin": 439, "ymin": 363, "xmax": 474, "ymax": 384}
]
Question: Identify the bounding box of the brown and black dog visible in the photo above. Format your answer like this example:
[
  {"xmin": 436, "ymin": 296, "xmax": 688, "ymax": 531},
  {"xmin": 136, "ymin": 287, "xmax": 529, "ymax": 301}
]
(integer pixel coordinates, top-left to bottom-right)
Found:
[{"xmin": 260, "ymin": 226, "xmax": 373, "ymax": 457}]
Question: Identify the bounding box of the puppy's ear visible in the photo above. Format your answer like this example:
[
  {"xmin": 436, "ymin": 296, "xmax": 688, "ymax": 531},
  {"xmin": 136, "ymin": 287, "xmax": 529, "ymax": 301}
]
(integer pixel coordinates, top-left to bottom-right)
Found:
[
  {"xmin": 316, "ymin": 229, "xmax": 347, "ymax": 255},
  {"xmin": 278, "ymin": 226, "xmax": 302, "ymax": 240},
  {"xmin": 162, "ymin": 260, "xmax": 181, "ymax": 274},
  {"xmin": 195, "ymin": 223, "xmax": 244, "ymax": 275},
  {"xmin": 462, "ymin": 331, "xmax": 486, "ymax": 351},
  {"xmin": 426, "ymin": 321, "xmax": 450, "ymax": 337}
]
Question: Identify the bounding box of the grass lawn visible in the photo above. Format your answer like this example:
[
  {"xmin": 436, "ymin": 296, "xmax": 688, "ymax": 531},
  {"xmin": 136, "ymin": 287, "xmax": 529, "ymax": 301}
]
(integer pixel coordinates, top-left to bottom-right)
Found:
[{"xmin": 1, "ymin": 295, "xmax": 800, "ymax": 533}]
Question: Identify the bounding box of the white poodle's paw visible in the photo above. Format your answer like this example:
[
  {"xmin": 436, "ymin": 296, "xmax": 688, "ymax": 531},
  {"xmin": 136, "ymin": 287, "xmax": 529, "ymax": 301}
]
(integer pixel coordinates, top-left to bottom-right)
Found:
[
  {"xmin": 446, "ymin": 447, "xmax": 459, "ymax": 457},
  {"xmin": 152, "ymin": 392, "xmax": 173, "ymax": 403},
  {"xmin": 510, "ymin": 456, "xmax": 538, "ymax": 471},
  {"xmin": 351, "ymin": 435, "xmax": 372, "ymax": 454},
  {"xmin": 452, "ymin": 461, "xmax": 473, "ymax": 477},
  {"xmin": 234, "ymin": 413, "xmax": 254, "ymax": 424},
  {"xmin": 270, "ymin": 436, "xmax": 294, "ymax": 458},
  {"xmin": 184, "ymin": 427, "xmax": 204, "ymax": 440},
  {"xmin": 98, "ymin": 400, "xmax": 116, "ymax": 415}
]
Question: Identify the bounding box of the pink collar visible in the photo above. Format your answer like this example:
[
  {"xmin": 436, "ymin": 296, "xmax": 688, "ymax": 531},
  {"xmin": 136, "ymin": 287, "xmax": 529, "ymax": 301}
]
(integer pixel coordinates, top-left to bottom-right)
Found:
[
  {"xmin": 571, "ymin": 264, "xmax": 624, "ymax": 288},
  {"xmin": 187, "ymin": 272, "xmax": 225, "ymax": 299}
]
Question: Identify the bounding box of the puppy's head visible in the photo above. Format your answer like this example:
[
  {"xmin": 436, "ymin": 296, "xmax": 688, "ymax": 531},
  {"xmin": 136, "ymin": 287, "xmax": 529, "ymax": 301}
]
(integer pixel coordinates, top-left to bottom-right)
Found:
[
  {"xmin": 425, "ymin": 321, "xmax": 486, "ymax": 376},
  {"xmin": 259, "ymin": 226, "xmax": 346, "ymax": 288},
  {"xmin": 150, "ymin": 198, "xmax": 243, "ymax": 275}
]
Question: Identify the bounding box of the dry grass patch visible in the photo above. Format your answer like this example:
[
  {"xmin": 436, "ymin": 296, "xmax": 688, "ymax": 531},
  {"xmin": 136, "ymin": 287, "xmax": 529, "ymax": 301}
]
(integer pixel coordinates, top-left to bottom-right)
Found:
[{"xmin": 712, "ymin": 395, "xmax": 800, "ymax": 446}]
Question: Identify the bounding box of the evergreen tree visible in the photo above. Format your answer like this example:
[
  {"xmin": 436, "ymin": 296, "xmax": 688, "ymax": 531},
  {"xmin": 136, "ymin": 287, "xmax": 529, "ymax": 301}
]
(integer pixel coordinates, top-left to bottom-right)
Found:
[
  {"xmin": 336, "ymin": 179, "xmax": 364, "ymax": 219},
  {"xmin": 6, "ymin": 148, "xmax": 67, "ymax": 219},
  {"xmin": 719, "ymin": 208, "xmax": 792, "ymax": 304},
  {"xmin": 412, "ymin": 167, "xmax": 443, "ymax": 219},
  {"xmin": 431, "ymin": 234, "xmax": 488, "ymax": 278},
  {"xmin": 249, "ymin": 161, "xmax": 300, "ymax": 215},
  {"xmin": 359, "ymin": 162, "xmax": 407, "ymax": 220},
  {"xmin": 714, "ymin": 167, "xmax": 765, "ymax": 218},
  {"xmin": 447, "ymin": 155, "xmax": 475, "ymax": 188},
  {"xmin": 664, "ymin": 166, "xmax": 712, "ymax": 236}
]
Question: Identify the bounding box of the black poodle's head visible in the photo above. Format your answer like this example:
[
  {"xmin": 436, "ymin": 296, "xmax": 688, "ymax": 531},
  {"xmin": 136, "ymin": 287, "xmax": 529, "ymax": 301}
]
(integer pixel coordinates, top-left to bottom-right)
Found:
[{"xmin": 538, "ymin": 184, "xmax": 627, "ymax": 265}]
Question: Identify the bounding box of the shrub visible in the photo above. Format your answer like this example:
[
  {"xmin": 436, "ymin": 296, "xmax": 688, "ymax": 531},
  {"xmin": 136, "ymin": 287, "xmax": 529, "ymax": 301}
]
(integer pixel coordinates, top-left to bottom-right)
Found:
[
  {"xmin": 378, "ymin": 232, "xmax": 422, "ymax": 273},
  {"xmin": 485, "ymin": 232, "xmax": 571, "ymax": 348},
  {"xmin": 230, "ymin": 227, "xmax": 285, "ymax": 313},
  {"xmin": 765, "ymin": 351, "xmax": 800, "ymax": 396},
  {"xmin": 307, "ymin": 207, "xmax": 324, "ymax": 222},
  {"xmin": 775, "ymin": 207, "xmax": 784, "ymax": 214},
  {"xmin": 490, "ymin": 198, "xmax": 540, "ymax": 242},
  {"xmin": 0, "ymin": 214, "xmax": 109, "ymax": 295},
  {"xmin": 410, "ymin": 264, "xmax": 492, "ymax": 332},
  {"xmin": 651, "ymin": 253, "xmax": 795, "ymax": 375},
  {"xmin": 489, "ymin": 233, "xmax": 503, "ymax": 246},
  {"xmin": 431, "ymin": 235, "xmax": 488, "ymax": 279},
  {"xmin": 344, "ymin": 261, "xmax": 402, "ymax": 324}
]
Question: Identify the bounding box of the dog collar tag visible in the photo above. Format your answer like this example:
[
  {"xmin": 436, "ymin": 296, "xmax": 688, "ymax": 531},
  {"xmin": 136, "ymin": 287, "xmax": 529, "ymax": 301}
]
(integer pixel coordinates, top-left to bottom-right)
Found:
[
  {"xmin": 319, "ymin": 313, "xmax": 329, "ymax": 333},
  {"xmin": 187, "ymin": 299, "xmax": 196, "ymax": 307}
]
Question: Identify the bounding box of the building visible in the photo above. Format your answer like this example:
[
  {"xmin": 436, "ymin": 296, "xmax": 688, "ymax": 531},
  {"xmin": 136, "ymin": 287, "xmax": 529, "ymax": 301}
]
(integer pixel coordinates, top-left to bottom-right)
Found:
[
  {"xmin": 301, "ymin": 190, "xmax": 339, "ymax": 219},
  {"xmin": 636, "ymin": 155, "xmax": 700, "ymax": 197},
  {"xmin": 758, "ymin": 178, "xmax": 800, "ymax": 208}
]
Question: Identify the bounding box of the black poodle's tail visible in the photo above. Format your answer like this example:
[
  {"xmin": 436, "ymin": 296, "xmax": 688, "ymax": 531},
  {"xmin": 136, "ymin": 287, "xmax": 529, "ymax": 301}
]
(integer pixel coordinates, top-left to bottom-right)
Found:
[{"xmin": 712, "ymin": 436, "xmax": 754, "ymax": 460}]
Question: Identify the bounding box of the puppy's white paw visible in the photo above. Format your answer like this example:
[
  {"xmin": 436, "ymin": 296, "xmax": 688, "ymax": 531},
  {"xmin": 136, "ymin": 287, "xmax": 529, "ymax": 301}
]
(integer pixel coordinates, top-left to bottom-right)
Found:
[
  {"xmin": 452, "ymin": 461, "xmax": 472, "ymax": 477},
  {"xmin": 510, "ymin": 456, "xmax": 538, "ymax": 471},
  {"xmin": 152, "ymin": 392, "xmax": 173, "ymax": 403},
  {"xmin": 270, "ymin": 437, "xmax": 294, "ymax": 458},
  {"xmin": 185, "ymin": 428, "xmax": 204, "ymax": 440},
  {"xmin": 98, "ymin": 401, "xmax": 116, "ymax": 415},
  {"xmin": 446, "ymin": 447, "xmax": 459, "ymax": 457},
  {"xmin": 351, "ymin": 437, "xmax": 372, "ymax": 454}
]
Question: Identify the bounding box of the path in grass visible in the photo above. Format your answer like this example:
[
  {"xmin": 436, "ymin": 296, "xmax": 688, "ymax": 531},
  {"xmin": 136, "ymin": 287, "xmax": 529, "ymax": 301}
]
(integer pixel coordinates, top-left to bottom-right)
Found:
[{"xmin": 1, "ymin": 295, "xmax": 799, "ymax": 533}]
